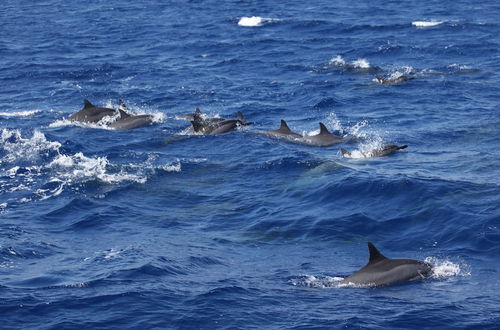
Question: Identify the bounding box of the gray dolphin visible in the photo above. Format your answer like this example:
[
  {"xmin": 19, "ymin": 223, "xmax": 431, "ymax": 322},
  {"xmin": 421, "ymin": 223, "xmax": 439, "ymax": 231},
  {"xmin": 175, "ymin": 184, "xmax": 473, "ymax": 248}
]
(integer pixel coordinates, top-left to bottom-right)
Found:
[
  {"xmin": 191, "ymin": 111, "xmax": 252, "ymax": 135},
  {"xmin": 341, "ymin": 242, "xmax": 433, "ymax": 287},
  {"xmin": 299, "ymin": 123, "xmax": 343, "ymax": 147},
  {"xmin": 250, "ymin": 120, "xmax": 303, "ymax": 141},
  {"xmin": 68, "ymin": 99, "xmax": 116, "ymax": 123},
  {"xmin": 375, "ymin": 75, "xmax": 414, "ymax": 85},
  {"xmin": 341, "ymin": 145, "xmax": 408, "ymax": 158},
  {"xmin": 177, "ymin": 108, "xmax": 226, "ymax": 123},
  {"xmin": 108, "ymin": 101, "xmax": 154, "ymax": 130}
]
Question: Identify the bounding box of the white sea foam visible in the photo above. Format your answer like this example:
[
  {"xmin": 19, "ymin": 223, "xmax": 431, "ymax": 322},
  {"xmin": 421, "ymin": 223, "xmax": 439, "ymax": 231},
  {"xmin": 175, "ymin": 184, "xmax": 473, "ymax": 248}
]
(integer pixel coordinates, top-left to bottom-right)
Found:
[
  {"xmin": 238, "ymin": 16, "xmax": 277, "ymax": 27},
  {"xmin": 448, "ymin": 63, "xmax": 472, "ymax": 70},
  {"xmin": 1, "ymin": 129, "xmax": 61, "ymax": 163},
  {"xmin": 329, "ymin": 55, "xmax": 347, "ymax": 66},
  {"xmin": 351, "ymin": 58, "xmax": 371, "ymax": 69},
  {"xmin": 1, "ymin": 129, "xmax": 185, "ymax": 205},
  {"xmin": 328, "ymin": 55, "xmax": 375, "ymax": 72},
  {"xmin": 0, "ymin": 110, "xmax": 41, "ymax": 117},
  {"xmin": 412, "ymin": 21, "xmax": 444, "ymax": 27},
  {"xmin": 289, "ymin": 275, "xmax": 344, "ymax": 288},
  {"xmin": 426, "ymin": 257, "xmax": 470, "ymax": 279},
  {"xmin": 49, "ymin": 152, "xmax": 147, "ymax": 184}
]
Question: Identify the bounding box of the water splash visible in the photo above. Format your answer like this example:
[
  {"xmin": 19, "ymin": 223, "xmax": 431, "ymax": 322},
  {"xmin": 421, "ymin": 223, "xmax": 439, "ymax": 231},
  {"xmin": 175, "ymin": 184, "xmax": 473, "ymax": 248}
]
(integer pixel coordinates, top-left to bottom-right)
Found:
[
  {"xmin": 0, "ymin": 110, "xmax": 41, "ymax": 117},
  {"xmin": 412, "ymin": 21, "xmax": 444, "ymax": 28},
  {"xmin": 238, "ymin": 16, "xmax": 278, "ymax": 27},
  {"xmin": 426, "ymin": 257, "xmax": 471, "ymax": 279}
]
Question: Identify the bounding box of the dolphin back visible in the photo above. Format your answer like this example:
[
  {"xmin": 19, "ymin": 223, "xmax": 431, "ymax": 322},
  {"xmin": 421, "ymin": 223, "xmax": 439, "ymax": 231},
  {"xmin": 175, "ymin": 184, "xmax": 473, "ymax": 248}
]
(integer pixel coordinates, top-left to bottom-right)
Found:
[{"xmin": 342, "ymin": 242, "xmax": 433, "ymax": 287}]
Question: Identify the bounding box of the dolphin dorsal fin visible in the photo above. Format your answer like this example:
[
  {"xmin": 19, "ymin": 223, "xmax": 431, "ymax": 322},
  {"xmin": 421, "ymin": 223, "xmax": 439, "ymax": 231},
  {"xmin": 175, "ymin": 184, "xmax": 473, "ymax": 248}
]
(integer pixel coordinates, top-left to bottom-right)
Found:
[
  {"xmin": 195, "ymin": 108, "xmax": 202, "ymax": 114},
  {"xmin": 278, "ymin": 120, "xmax": 292, "ymax": 133},
  {"xmin": 83, "ymin": 99, "xmax": 94, "ymax": 108},
  {"xmin": 319, "ymin": 123, "xmax": 331, "ymax": 135},
  {"xmin": 236, "ymin": 111, "xmax": 244, "ymax": 122},
  {"xmin": 119, "ymin": 109, "xmax": 131, "ymax": 119},
  {"xmin": 368, "ymin": 242, "xmax": 387, "ymax": 264},
  {"xmin": 340, "ymin": 148, "xmax": 350, "ymax": 157}
]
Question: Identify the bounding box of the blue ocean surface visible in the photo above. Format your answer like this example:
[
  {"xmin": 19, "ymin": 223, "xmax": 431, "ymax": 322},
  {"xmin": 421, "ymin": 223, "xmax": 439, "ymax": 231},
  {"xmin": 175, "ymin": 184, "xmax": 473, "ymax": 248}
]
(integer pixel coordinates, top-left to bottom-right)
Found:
[{"xmin": 1, "ymin": 0, "xmax": 499, "ymax": 328}]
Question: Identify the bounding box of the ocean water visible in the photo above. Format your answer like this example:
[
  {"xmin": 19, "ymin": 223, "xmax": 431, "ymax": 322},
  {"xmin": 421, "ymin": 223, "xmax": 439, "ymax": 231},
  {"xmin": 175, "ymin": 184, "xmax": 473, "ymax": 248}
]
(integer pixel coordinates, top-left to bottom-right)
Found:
[{"xmin": 1, "ymin": 0, "xmax": 499, "ymax": 328}]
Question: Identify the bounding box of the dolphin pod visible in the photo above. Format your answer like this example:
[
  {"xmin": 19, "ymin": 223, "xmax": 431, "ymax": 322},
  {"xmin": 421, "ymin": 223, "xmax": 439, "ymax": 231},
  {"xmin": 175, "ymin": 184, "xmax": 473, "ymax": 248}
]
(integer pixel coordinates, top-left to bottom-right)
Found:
[
  {"xmin": 68, "ymin": 100, "xmax": 153, "ymax": 130},
  {"xmin": 65, "ymin": 100, "xmax": 438, "ymax": 288},
  {"xmin": 250, "ymin": 120, "xmax": 343, "ymax": 147},
  {"xmin": 341, "ymin": 242, "xmax": 433, "ymax": 287}
]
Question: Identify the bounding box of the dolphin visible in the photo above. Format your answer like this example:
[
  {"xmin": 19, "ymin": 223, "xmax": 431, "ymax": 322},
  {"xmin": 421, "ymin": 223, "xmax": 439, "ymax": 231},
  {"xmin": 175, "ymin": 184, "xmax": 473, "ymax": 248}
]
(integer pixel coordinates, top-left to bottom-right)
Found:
[
  {"xmin": 375, "ymin": 75, "xmax": 414, "ymax": 85},
  {"xmin": 341, "ymin": 242, "xmax": 433, "ymax": 287},
  {"xmin": 177, "ymin": 108, "xmax": 225, "ymax": 123},
  {"xmin": 299, "ymin": 123, "xmax": 343, "ymax": 147},
  {"xmin": 250, "ymin": 120, "xmax": 303, "ymax": 141},
  {"xmin": 68, "ymin": 99, "xmax": 116, "ymax": 123},
  {"xmin": 341, "ymin": 145, "xmax": 408, "ymax": 158},
  {"xmin": 191, "ymin": 111, "xmax": 252, "ymax": 135},
  {"xmin": 107, "ymin": 101, "xmax": 154, "ymax": 130}
]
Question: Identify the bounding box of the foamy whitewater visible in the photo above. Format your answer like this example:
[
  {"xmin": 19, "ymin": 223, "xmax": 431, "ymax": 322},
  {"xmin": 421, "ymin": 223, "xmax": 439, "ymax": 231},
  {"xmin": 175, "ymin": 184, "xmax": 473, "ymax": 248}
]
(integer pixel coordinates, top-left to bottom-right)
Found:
[{"xmin": 1, "ymin": 1, "xmax": 499, "ymax": 329}]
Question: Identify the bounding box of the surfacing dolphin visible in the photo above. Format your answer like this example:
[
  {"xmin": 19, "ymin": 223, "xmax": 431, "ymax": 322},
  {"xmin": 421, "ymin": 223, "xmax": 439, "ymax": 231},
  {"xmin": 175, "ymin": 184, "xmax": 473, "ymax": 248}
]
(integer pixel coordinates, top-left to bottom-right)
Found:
[
  {"xmin": 250, "ymin": 120, "xmax": 303, "ymax": 141},
  {"xmin": 177, "ymin": 108, "xmax": 225, "ymax": 123},
  {"xmin": 375, "ymin": 75, "xmax": 415, "ymax": 85},
  {"xmin": 341, "ymin": 145, "xmax": 408, "ymax": 158},
  {"xmin": 299, "ymin": 123, "xmax": 342, "ymax": 147},
  {"xmin": 251, "ymin": 120, "xmax": 342, "ymax": 147},
  {"xmin": 68, "ymin": 99, "xmax": 116, "ymax": 123},
  {"xmin": 341, "ymin": 242, "xmax": 433, "ymax": 287},
  {"xmin": 107, "ymin": 101, "xmax": 154, "ymax": 130},
  {"xmin": 191, "ymin": 111, "xmax": 252, "ymax": 134}
]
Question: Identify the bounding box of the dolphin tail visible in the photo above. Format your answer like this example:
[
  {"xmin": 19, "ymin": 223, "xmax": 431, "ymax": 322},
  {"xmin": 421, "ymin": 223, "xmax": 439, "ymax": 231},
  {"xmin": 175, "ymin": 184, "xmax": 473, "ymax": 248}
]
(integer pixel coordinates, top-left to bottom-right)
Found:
[{"xmin": 340, "ymin": 148, "xmax": 351, "ymax": 157}]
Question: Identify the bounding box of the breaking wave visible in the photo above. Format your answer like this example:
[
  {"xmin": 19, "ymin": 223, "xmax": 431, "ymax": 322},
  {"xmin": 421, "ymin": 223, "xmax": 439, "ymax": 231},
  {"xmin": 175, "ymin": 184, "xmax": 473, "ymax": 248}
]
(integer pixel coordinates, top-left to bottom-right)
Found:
[
  {"xmin": 0, "ymin": 129, "xmax": 180, "ymax": 206},
  {"xmin": 237, "ymin": 16, "xmax": 279, "ymax": 27}
]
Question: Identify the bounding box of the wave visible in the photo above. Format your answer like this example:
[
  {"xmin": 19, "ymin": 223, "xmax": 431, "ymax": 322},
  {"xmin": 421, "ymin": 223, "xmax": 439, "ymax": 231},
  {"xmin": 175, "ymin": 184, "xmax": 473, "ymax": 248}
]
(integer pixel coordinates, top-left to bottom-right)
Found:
[
  {"xmin": 0, "ymin": 129, "xmax": 181, "ymax": 207},
  {"xmin": 316, "ymin": 55, "xmax": 381, "ymax": 73},
  {"xmin": 237, "ymin": 16, "xmax": 279, "ymax": 27},
  {"xmin": 0, "ymin": 110, "xmax": 41, "ymax": 117},
  {"xmin": 412, "ymin": 21, "xmax": 444, "ymax": 28}
]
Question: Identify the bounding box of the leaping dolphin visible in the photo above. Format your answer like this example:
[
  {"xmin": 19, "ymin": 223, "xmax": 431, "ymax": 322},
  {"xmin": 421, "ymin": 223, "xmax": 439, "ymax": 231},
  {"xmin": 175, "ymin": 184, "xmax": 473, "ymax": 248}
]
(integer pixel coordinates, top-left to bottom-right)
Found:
[
  {"xmin": 299, "ymin": 123, "xmax": 343, "ymax": 147},
  {"xmin": 191, "ymin": 111, "xmax": 252, "ymax": 134},
  {"xmin": 68, "ymin": 99, "xmax": 116, "ymax": 123},
  {"xmin": 341, "ymin": 145, "xmax": 408, "ymax": 158},
  {"xmin": 107, "ymin": 101, "xmax": 154, "ymax": 130},
  {"xmin": 341, "ymin": 242, "xmax": 433, "ymax": 287}
]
